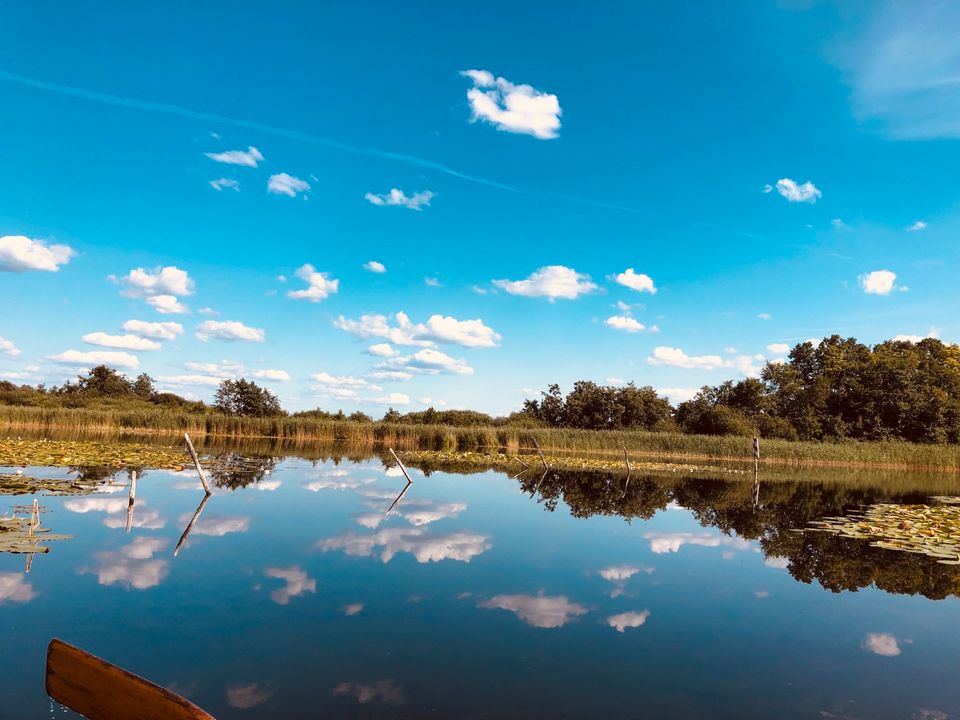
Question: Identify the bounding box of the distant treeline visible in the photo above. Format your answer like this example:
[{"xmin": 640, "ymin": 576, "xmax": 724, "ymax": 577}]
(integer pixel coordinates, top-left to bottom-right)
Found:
[{"xmin": 1, "ymin": 335, "xmax": 958, "ymax": 444}]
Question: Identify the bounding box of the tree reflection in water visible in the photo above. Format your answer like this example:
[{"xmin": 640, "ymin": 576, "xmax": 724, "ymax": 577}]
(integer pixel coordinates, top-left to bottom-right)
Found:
[{"xmin": 514, "ymin": 467, "xmax": 960, "ymax": 600}]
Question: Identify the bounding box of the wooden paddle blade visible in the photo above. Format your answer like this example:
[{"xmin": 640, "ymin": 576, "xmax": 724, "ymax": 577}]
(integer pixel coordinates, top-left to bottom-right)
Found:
[{"xmin": 45, "ymin": 638, "xmax": 216, "ymax": 720}]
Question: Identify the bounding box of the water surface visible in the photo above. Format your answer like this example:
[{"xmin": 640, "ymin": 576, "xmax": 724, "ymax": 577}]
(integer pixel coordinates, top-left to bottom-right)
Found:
[{"xmin": 2, "ymin": 452, "xmax": 959, "ymax": 719}]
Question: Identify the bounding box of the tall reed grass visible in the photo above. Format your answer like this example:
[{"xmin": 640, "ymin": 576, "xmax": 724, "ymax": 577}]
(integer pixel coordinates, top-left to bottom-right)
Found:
[{"xmin": 2, "ymin": 405, "xmax": 959, "ymax": 469}]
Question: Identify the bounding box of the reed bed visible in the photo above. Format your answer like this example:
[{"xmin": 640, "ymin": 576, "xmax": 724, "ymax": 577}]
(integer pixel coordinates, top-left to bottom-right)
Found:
[{"xmin": 2, "ymin": 405, "xmax": 960, "ymax": 470}]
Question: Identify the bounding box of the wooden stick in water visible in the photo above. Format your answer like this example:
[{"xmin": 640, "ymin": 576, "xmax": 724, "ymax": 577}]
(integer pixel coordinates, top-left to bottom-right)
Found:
[
  {"xmin": 174, "ymin": 494, "xmax": 210, "ymax": 557},
  {"xmin": 184, "ymin": 433, "xmax": 212, "ymax": 496},
  {"xmin": 388, "ymin": 448, "xmax": 413, "ymax": 484},
  {"xmin": 532, "ymin": 437, "xmax": 548, "ymax": 471},
  {"xmin": 622, "ymin": 446, "xmax": 632, "ymax": 475},
  {"xmin": 126, "ymin": 470, "xmax": 137, "ymax": 533}
]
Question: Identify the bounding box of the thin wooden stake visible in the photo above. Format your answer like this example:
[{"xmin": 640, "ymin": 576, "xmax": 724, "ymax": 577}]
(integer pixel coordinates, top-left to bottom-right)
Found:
[
  {"xmin": 622, "ymin": 446, "xmax": 632, "ymax": 474},
  {"xmin": 184, "ymin": 433, "xmax": 212, "ymax": 496},
  {"xmin": 388, "ymin": 448, "xmax": 413, "ymax": 484},
  {"xmin": 125, "ymin": 471, "xmax": 137, "ymax": 533},
  {"xmin": 531, "ymin": 437, "xmax": 548, "ymax": 471},
  {"xmin": 174, "ymin": 494, "xmax": 210, "ymax": 557},
  {"xmin": 384, "ymin": 480, "xmax": 413, "ymax": 517},
  {"xmin": 513, "ymin": 455, "xmax": 530, "ymax": 470}
]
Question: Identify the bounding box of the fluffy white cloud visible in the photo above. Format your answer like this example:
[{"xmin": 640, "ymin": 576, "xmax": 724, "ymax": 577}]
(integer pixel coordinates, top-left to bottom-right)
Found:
[
  {"xmin": 209, "ymin": 178, "xmax": 240, "ymax": 192},
  {"xmin": 644, "ymin": 531, "xmax": 753, "ymax": 554},
  {"xmin": 287, "ymin": 264, "xmax": 339, "ymax": 302},
  {"xmin": 605, "ymin": 316, "xmax": 648, "ymax": 333},
  {"xmin": 182, "ymin": 514, "xmax": 250, "ymax": 537},
  {"xmin": 146, "ymin": 295, "xmax": 188, "ymax": 314},
  {"xmin": 334, "ymin": 312, "xmax": 499, "ymax": 348},
  {"xmin": 195, "ymin": 320, "xmax": 265, "ymax": 342},
  {"xmin": 368, "ymin": 392, "xmax": 411, "ymax": 406},
  {"xmin": 614, "ymin": 269, "xmax": 657, "ymax": 294},
  {"xmin": 82, "ymin": 537, "xmax": 170, "ymax": 590},
  {"xmin": 0, "ymin": 572, "xmax": 36, "ymax": 603},
  {"xmin": 607, "ymin": 610, "xmax": 651, "ymax": 632},
  {"xmin": 369, "ymin": 370, "xmax": 413, "ymax": 382},
  {"xmin": 319, "ymin": 527, "xmax": 491, "ymax": 563},
  {"xmin": 367, "ymin": 343, "xmax": 398, "ymax": 358},
  {"xmin": 311, "ymin": 373, "xmax": 369, "ymax": 387},
  {"xmin": 860, "ymin": 269, "xmax": 903, "ymax": 295},
  {"xmin": 157, "ymin": 374, "xmax": 223, "ymax": 387},
  {"xmin": 122, "ymin": 320, "xmax": 183, "ymax": 340},
  {"xmin": 264, "ymin": 566, "xmax": 316, "ymax": 605},
  {"xmin": 863, "ymin": 633, "xmax": 902, "ymax": 657},
  {"xmin": 766, "ymin": 343, "xmax": 790, "ymax": 355},
  {"xmin": 907, "ymin": 221, "xmax": 927, "ymax": 232},
  {"xmin": 184, "ymin": 360, "xmax": 244, "ymax": 378},
  {"xmin": 493, "ymin": 265, "xmax": 597, "ymax": 300},
  {"xmin": 205, "ymin": 146, "xmax": 264, "ymax": 167},
  {"xmin": 599, "ymin": 565, "xmax": 654, "ymax": 582},
  {"xmin": 267, "ymin": 173, "xmax": 310, "ymax": 197},
  {"xmin": 460, "ymin": 70, "xmax": 561, "ymax": 139},
  {"xmin": 479, "ymin": 593, "xmax": 587, "ymax": 628},
  {"xmin": 198, "ymin": 307, "xmax": 219, "ymax": 316},
  {"xmin": 82, "ymin": 332, "xmax": 161, "ymax": 351},
  {"xmin": 892, "ymin": 328, "xmax": 939, "ymax": 343},
  {"xmin": 0, "ymin": 235, "xmax": 74, "ymax": 272},
  {"xmin": 363, "ymin": 260, "xmax": 386, "ymax": 273},
  {"xmin": 364, "ymin": 189, "xmax": 434, "ymax": 211},
  {"xmin": 767, "ymin": 178, "xmax": 822, "ymax": 203},
  {"xmin": 657, "ymin": 387, "xmax": 699, "ymax": 404},
  {"xmin": 647, "ymin": 347, "xmax": 726, "ymax": 370},
  {"xmin": 0, "ymin": 336, "xmax": 21, "ymax": 357},
  {"xmin": 48, "ymin": 349, "xmax": 139, "ymax": 368},
  {"xmin": 378, "ymin": 348, "xmax": 473, "ymax": 376},
  {"xmin": 120, "ymin": 266, "xmax": 195, "ymax": 298},
  {"xmin": 251, "ymin": 369, "xmax": 290, "ymax": 382}
]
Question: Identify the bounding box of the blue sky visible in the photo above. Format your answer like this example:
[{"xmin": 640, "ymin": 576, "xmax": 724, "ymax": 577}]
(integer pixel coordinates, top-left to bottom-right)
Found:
[{"xmin": 1, "ymin": 1, "xmax": 958, "ymax": 414}]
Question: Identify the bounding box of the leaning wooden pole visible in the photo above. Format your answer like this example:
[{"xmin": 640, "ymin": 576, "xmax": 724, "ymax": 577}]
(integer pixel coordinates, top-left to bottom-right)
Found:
[
  {"xmin": 388, "ymin": 448, "xmax": 413, "ymax": 484},
  {"xmin": 174, "ymin": 494, "xmax": 210, "ymax": 557},
  {"xmin": 125, "ymin": 471, "xmax": 137, "ymax": 533},
  {"xmin": 184, "ymin": 433, "xmax": 212, "ymax": 496},
  {"xmin": 531, "ymin": 437, "xmax": 548, "ymax": 471},
  {"xmin": 752, "ymin": 436, "xmax": 761, "ymax": 472}
]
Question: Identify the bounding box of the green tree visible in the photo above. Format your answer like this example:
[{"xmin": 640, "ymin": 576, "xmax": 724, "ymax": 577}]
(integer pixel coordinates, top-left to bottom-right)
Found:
[{"xmin": 213, "ymin": 379, "xmax": 284, "ymax": 417}]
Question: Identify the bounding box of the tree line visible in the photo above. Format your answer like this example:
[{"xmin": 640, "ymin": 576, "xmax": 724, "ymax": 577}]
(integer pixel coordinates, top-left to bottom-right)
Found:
[{"xmin": 1, "ymin": 335, "xmax": 958, "ymax": 443}]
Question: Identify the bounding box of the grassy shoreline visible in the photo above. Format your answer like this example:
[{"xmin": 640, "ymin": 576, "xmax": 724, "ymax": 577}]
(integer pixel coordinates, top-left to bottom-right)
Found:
[{"xmin": 3, "ymin": 405, "xmax": 960, "ymax": 470}]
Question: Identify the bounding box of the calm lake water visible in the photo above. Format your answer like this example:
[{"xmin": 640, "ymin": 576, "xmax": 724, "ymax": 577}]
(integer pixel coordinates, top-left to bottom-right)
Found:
[{"xmin": 2, "ymin": 450, "xmax": 960, "ymax": 719}]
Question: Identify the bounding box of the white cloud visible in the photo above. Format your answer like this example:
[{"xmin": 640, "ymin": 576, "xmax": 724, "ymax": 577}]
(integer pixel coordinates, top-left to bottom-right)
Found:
[
  {"xmin": 907, "ymin": 221, "xmax": 927, "ymax": 232},
  {"xmin": 319, "ymin": 527, "xmax": 491, "ymax": 563},
  {"xmin": 766, "ymin": 343, "xmax": 790, "ymax": 355},
  {"xmin": 757, "ymin": 313, "xmax": 772, "ymax": 320},
  {"xmin": 607, "ymin": 610, "xmax": 650, "ymax": 632},
  {"xmin": 892, "ymin": 328, "xmax": 939, "ymax": 343},
  {"xmin": 367, "ymin": 343, "xmax": 398, "ymax": 358},
  {"xmin": 460, "ymin": 69, "xmax": 561, "ymax": 139},
  {"xmin": 122, "ymin": 320, "xmax": 183, "ymax": 340},
  {"xmin": 251, "ymin": 369, "xmax": 290, "ymax": 381},
  {"xmin": 287, "ymin": 264, "xmax": 339, "ymax": 302},
  {"xmin": 267, "ymin": 173, "xmax": 310, "ymax": 197},
  {"xmin": 599, "ymin": 565, "xmax": 654, "ymax": 582},
  {"xmin": 181, "ymin": 514, "xmax": 250, "ymax": 537},
  {"xmin": 82, "ymin": 332, "xmax": 161, "ymax": 351},
  {"xmin": 614, "ymin": 269, "xmax": 657, "ymax": 294},
  {"xmin": 493, "ymin": 265, "xmax": 597, "ymax": 300},
  {"xmin": 209, "ymin": 178, "xmax": 240, "ymax": 191},
  {"xmin": 332, "ymin": 680, "xmax": 406, "ymax": 706},
  {"xmin": 264, "ymin": 566, "xmax": 316, "ymax": 605},
  {"xmin": 311, "ymin": 373, "xmax": 369, "ymax": 387},
  {"xmin": 479, "ymin": 593, "xmax": 587, "ymax": 628},
  {"xmin": 424, "ymin": 277, "xmax": 442, "ymax": 288},
  {"xmin": 657, "ymin": 387, "xmax": 699, "ymax": 404},
  {"xmin": 605, "ymin": 316, "xmax": 648, "ymax": 333},
  {"xmin": 399, "ymin": 502, "xmax": 467, "ymax": 527},
  {"xmin": 198, "ymin": 307, "xmax": 219, "ymax": 317},
  {"xmin": 771, "ymin": 178, "xmax": 821, "ymax": 203},
  {"xmin": 82, "ymin": 537, "xmax": 169, "ymax": 590},
  {"xmin": 146, "ymin": 295, "xmax": 189, "ymax": 314},
  {"xmin": 205, "ymin": 146, "xmax": 263, "ymax": 167},
  {"xmin": 647, "ymin": 347, "xmax": 726, "ymax": 370},
  {"xmin": 226, "ymin": 684, "xmax": 273, "ymax": 710},
  {"xmin": 120, "ymin": 266, "xmax": 194, "ymax": 298},
  {"xmin": 48, "ymin": 349, "xmax": 139, "ymax": 368},
  {"xmin": 195, "ymin": 320, "xmax": 265, "ymax": 342},
  {"xmin": 334, "ymin": 312, "xmax": 499, "ymax": 348},
  {"xmin": 378, "ymin": 348, "xmax": 473, "ymax": 376},
  {"xmin": 860, "ymin": 269, "xmax": 902, "ymax": 295},
  {"xmin": 0, "ymin": 336, "xmax": 21, "ymax": 357},
  {"xmin": 342, "ymin": 603, "xmax": 364, "ymax": 616},
  {"xmin": 368, "ymin": 392, "xmax": 411, "ymax": 406},
  {"xmin": 644, "ymin": 531, "xmax": 753, "ymax": 554},
  {"xmin": 184, "ymin": 360, "xmax": 244, "ymax": 378},
  {"xmin": 0, "ymin": 573, "xmax": 36, "ymax": 603},
  {"xmin": 158, "ymin": 374, "xmax": 224, "ymax": 387},
  {"xmin": 831, "ymin": 218, "xmax": 849, "ymax": 229},
  {"xmin": 363, "ymin": 260, "xmax": 386, "ymax": 273},
  {"xmin": 368, "ymin": 370, "xmax": 413, "ymax": 382},
  {"xmin": 0, "ymin": 235, "xmax": 75, "ymax": 272},
  {"xmin": 364, "ymin": 189, "xmax": 434, "ymax": 211},
  {"xmin": 863, "ymin": 633, "xmax": 901, "ymax": 657}
]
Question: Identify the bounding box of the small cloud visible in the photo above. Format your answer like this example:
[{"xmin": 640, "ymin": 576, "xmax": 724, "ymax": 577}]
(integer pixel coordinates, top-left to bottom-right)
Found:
[
  {"xmin": 342, "ymin": 603, "xmax": 364, "ymax": 616},
  {"xmin": 119, "ymin": 266, "xmax": 195, "ymax": 298},
  {"xmin": 907, "ymin": 221, "xmax": 928, "ymax": 232},
  {"xmin": 48, "ymin": 349, "xmax": 139, "ymax": 369},
  {"xmin": 607, "ymin": 610, "xmax": 650, "ymax": 633},
  {"xmin": 147, "ymin": 295, "xmax": 189, "ymax": 314},
  {"xmin": 367, "ymin": 343, "xmax": 398, "ymax": 358},
  {"xmin": 605, "ymin": 316, "xmax": 648, "ymax": 333},
  {"xmin": 368, "ymin": 392, "xmax": 412, "ymax": 406},
  {"xmin": 424, "ymin": 276, "xmax": 442, "ymax": 287},
  {"xmin": 831, "ymin": 218, "xmax": 848, "ymax": 229},
  {"xmin": 0, "ymin": 572, "xmax": 36, "ymax": 603},
  {"xmin": 757, "ymin": 313, "xmax": 772, "ymax": 320},
  {"xmin": 267, "ymin": 173, "xmax": 310, "ymax": 198},
  {"xmin": 614, "ymin": 269, "xmax": 657, "ymax": 294},
  {"xmin": 205, "ymin": 146, "xmax": 264, "ymax": 167},
  {"xmin": 332, "ymin": 680, "xmax": 406, "ymax": 706},
  {"xmin": 0, "ymin": 336, "xmax": 22, "ymax": 358},
  {"xmin": 376, "ymin": 348, "xmax": 473, "ymax": 376},
  {"xmin": 122, "ymin": 320, "xmax": 183, "ymax": 340},
  {"xmin": 197, "ymin": 307, "xmax": 219, "ymax": 317},
  {"xmin": 264, "ymin": 566, "xmax": 316, "ymax": 605},
  {"xmin": 859, "ymin": 269, "xmax": 903, "ymax": 295},
  {"xmin": 0, "ymin": 235, "xmax": 75, "ymax": 272},
  {"xmin": 251, "ymin": 369, "xmax": 291, "ymax": 382},
  {"xmin": 226, "ymin": 683, "xmax": 273, "ymax": 709},
  {"xmin": 657, "ymin": 387, "xmax": 699, "ymax": 403},
  {"xmin": 364, "ymin": 189, "xmax": 434, "ymax": 211},
  {"xmin": 647, "ymin": 347, "xmax": 726, "ymax": 370},
  {"xmin": 311, "ymin": 373, "xmax": 369, "ymax": 387},
  {"xmin": 209, "ymin": 178, "xmax": 240, "ymax": 192},
  {"xmin": 863, "ymin": 633, "xmax": 901, "ymax": 657},
  {"xmin": 287, "ymin": 264, "xmax": 339, "ymax": 302},
  {"xmin": 82, "ymin": 332, "xmax": 161, "ymax": 351},
  {"xmin": 195, "ymin": 320, "xmax": 265, "ymax": 342},
  {"xmin": 493, "ymin": 265, "xmax": 597, "ymax": 300},
  {"xmin": 460, "ymin": 69, "xmax": 561, "ymax": 140},
  {"xmin": 363, "ymin": 261, "xmax": 386, "ymax": 273},
  {"xmin": 770, "ymin": 178, "xmax": 821, "ymax": 203},
  {"xmin": 479, "ymin": 592, "xmax": 587, "ymax": 628},
  {"xmin": 892, "ymin": 328, "xmax": 939, "ymax": 343},
  {"xmin": 335, "ymin": 312, "xmax": 499, "ymax": 348},
  {"xmin": 766, "ymin": 343, "xmax": 790, "ymax": 355}
]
